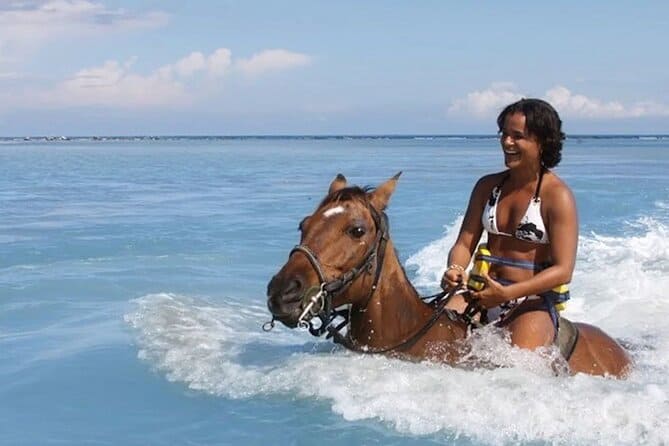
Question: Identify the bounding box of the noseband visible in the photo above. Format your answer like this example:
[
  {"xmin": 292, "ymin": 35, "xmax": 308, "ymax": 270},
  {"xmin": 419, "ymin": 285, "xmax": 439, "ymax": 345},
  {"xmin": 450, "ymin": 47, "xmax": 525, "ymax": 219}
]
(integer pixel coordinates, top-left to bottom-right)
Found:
[{"xmin": 269, "ymin": 204, "xmax": 389, "ymax": 337}]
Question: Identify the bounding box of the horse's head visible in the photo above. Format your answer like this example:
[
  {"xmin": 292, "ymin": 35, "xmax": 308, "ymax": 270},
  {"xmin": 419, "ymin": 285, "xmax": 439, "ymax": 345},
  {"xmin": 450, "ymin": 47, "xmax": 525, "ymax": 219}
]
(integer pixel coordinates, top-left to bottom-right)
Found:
[{"xmin": 267, "ymin": 173, "xmax": 400, "ymax": 330}]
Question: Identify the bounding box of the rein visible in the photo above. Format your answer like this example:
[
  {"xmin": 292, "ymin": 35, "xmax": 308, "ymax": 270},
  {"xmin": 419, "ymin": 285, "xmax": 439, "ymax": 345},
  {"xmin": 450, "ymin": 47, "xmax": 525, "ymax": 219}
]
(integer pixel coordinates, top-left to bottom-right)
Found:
[{"xmin": 328, "ymin": 288, "xmax": 464, "ymax": 354}]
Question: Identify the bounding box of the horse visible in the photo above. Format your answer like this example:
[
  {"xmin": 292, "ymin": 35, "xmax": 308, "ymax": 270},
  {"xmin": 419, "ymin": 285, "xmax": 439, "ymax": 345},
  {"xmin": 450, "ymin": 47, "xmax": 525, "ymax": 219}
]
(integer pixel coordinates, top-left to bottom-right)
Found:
[{"xmin": 266, "ymin": 173, "xmax": 632, "ymax": 378}]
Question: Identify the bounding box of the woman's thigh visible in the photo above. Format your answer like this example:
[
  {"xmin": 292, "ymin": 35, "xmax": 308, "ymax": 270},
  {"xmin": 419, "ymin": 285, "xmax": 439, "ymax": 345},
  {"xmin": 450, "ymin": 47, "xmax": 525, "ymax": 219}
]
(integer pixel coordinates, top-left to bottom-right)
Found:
[{"xmin": 503, "ymin": 307, "xmax": 555, "ymax": 349}]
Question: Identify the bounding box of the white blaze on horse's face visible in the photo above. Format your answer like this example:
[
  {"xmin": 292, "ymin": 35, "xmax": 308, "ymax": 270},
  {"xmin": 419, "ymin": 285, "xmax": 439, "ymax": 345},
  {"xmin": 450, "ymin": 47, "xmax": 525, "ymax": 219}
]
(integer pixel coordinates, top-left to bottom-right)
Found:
[{"xmin": 323, "ymin": 205, "xmax": 346, "ymax": 218}]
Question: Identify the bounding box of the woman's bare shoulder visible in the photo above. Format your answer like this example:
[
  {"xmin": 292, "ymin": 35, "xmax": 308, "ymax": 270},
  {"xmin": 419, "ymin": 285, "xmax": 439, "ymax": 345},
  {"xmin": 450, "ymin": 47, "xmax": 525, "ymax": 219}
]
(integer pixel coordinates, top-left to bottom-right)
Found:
[
  {"xmin": 543, "ymin": 171, "xmax": 576, "ymax": 207},
  {"xmin": 474, "ymin": 170, "xmax": 508, "ymax": 191},
  {"xmin": 466, "ymin": 171, "xmax": 508, "ymax": 204}
]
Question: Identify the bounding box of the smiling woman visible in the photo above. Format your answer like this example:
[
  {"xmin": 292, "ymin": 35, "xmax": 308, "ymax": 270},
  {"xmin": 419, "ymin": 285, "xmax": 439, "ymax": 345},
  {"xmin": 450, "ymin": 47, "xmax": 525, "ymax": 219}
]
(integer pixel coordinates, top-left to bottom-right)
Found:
[{"xmin": 442, "ymin": 98, "xmax": 581, "ymax": 351}]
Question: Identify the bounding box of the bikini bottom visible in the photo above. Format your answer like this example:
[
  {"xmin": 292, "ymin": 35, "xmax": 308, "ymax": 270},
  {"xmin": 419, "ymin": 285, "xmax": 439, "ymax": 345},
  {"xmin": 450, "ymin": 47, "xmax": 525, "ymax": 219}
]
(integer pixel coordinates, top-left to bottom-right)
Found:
[{"xmin": 484, "ymin": 294, "xmax": 560, "ymax": 339}]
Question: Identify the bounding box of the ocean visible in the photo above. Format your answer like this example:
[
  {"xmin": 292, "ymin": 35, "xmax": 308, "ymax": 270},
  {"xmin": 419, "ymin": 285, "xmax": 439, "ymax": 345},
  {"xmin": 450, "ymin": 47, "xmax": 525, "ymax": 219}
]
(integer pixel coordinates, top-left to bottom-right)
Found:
[{"xmin": 1, "ymin": 135, "xmax": 668, "ymax": 445}]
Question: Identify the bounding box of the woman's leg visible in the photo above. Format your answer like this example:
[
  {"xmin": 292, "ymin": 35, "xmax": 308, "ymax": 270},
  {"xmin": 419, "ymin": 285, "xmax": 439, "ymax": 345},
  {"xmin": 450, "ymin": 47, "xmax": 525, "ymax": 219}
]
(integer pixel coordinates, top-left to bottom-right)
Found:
[{"xmin": 502, "ymin": 302, "xmax": 556, "ymax": 349}]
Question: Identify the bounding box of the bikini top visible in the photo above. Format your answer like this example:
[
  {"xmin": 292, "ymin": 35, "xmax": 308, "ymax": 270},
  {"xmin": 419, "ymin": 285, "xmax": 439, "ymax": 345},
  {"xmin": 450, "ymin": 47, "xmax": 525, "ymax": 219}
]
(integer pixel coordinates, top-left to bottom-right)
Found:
[{"xmin": 482, "ymin": 170, "xmax": 549, "ymax": 244}]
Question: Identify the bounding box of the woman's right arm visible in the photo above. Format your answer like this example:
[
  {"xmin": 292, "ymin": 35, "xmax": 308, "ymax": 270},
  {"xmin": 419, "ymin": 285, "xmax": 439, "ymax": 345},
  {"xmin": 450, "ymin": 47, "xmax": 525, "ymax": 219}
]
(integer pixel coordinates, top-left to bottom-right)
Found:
[{"xmin": 441, "ymin": 176, "xmax": 489, "ymax": 290}]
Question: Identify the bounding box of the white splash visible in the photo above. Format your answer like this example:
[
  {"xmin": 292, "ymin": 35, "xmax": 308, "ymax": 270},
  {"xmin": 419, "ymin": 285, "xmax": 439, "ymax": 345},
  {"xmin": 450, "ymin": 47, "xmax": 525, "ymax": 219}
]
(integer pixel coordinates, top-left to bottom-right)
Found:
[
  {"xmin": 406, "ymin": 216, "xmax": 488, "ymax": 290},
  {"xmin": 323, "ymin": 205, "xmax": 346, "ymax": 218},
  {"xmin": 125, "ymin": 216, "xmax": 669, "ymax": 445}
]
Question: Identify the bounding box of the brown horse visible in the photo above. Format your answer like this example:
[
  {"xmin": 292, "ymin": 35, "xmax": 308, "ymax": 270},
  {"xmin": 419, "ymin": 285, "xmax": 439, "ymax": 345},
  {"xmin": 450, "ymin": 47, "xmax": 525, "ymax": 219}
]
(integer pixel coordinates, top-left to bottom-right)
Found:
[{"xmin": 266, "ymin": 173, "xmax": 632, "ymax": 377}]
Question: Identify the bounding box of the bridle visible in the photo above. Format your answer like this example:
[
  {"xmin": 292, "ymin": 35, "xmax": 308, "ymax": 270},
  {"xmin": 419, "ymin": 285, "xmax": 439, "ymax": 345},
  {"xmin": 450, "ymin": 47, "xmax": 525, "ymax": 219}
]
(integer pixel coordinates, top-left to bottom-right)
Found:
[
  {"xmin": 264, "ymin": 203, "xmax": 389, "ymax": 337},
  {"xmin": 263, "ymin": 200, "xmax": 470, "ymax": 353}
]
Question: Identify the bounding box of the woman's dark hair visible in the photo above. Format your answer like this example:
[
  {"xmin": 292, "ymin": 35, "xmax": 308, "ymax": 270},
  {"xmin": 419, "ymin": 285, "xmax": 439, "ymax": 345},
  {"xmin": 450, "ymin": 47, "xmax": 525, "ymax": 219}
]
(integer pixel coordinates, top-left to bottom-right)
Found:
[{"xmin": 497, "ymin": 98, "xmax": 566, "ymax": 168}]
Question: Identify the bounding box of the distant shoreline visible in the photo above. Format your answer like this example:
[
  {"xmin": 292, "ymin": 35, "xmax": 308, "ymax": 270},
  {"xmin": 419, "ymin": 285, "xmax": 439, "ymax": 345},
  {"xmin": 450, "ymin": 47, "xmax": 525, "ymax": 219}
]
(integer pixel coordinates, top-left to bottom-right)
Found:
[{"xmin": 2, "ymin": 134, "xmax": 669, "ymax": 141}]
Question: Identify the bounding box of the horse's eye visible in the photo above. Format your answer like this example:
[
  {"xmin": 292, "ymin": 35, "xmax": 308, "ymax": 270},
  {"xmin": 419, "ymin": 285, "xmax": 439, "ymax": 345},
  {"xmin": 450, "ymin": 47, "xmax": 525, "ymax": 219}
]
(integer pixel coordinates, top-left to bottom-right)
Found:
[{"xmin": 348, "ymin": 226, "xmax": 366, "ymax": 238}]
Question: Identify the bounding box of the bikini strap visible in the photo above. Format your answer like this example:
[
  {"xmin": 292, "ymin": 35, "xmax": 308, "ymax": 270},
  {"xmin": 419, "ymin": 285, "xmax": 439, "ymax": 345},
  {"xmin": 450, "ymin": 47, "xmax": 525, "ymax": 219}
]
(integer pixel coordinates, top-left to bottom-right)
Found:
[
  {"xmin": 490, "ymin": 173, "xmax": 510, "ymax": 203},
  {"xmin": 533, "ymin": 167, "xmax": 546, "ymax": 201},
  {"xmin": 498, "ymin": 172, "xmax": 510, "ymax": 190}
]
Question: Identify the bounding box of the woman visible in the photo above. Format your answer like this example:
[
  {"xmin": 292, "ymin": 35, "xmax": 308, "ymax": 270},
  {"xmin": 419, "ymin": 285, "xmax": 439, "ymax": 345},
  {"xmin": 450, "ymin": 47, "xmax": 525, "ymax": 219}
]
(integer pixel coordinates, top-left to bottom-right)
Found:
[{"xmin": 442, "ymin": 98, "xmax": 577, "ymax": 350}]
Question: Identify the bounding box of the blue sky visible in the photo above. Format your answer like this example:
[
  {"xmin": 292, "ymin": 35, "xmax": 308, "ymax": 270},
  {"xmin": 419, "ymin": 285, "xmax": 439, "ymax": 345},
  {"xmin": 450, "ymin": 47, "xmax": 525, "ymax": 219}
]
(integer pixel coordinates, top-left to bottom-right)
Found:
[{"xmin": 0, "ymin": 0, "xmax": 667, "ymax": 135}]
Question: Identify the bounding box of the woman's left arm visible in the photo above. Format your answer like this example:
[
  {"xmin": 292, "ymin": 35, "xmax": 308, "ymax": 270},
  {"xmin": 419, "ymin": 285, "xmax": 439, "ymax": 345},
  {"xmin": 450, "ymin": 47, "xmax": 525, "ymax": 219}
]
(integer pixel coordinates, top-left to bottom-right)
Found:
[
  {"xmin": 543, "ymin": 183, "xmax": 579, "ymax": 284},
  {"xmin": 473, "ymin": 182, "xmax": 578, "ymax": 306}
]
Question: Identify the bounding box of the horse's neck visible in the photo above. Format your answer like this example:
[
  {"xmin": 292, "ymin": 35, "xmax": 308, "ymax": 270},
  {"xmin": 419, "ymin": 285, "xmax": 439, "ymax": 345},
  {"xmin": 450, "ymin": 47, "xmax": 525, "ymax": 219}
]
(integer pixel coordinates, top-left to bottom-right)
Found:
[{"xmin": 347, "ymin": 240, "xmax": 456, "ymax": 348}]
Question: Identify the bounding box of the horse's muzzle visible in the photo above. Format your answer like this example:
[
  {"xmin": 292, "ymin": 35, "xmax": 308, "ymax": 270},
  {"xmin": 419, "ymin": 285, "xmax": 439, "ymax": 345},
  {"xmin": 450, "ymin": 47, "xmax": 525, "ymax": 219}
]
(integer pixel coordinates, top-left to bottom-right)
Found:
[{"xmin": 266, "ymin": 273, "xmax": 306, "ymax": 327}]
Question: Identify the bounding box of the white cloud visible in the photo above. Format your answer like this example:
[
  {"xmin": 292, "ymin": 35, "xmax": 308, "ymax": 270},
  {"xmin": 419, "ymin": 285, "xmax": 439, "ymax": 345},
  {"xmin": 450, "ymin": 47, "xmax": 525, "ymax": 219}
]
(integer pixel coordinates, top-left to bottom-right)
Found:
[
  {"xmin": 0, "ymin": 1, "xmax": 169, "ymax": 30},
  {"xmin": 0, "ymin": 71, "xmax": 22, "ymax": 79},
  {"xmin": 0, "ymin": 1, "xmax": 168, "ymax": 63},
  {"xmin": 158, "ymin": 48, "xmax": 233, "ymax": 79},
  {"xmin": 35, "ymin": 59, "xmax": 189, "ymax": 107},
  {"xmin": 172, "ymin": 52, "xmax": 207, "ymax": 77},
  {"xmin": 627, "ymin": 101, "xmax": 669, "ymax": 118},
  {"xmin": 235, "ymin": 49, "xmax": 310, "ymax": 77},
  {"xmin": 450, "ymin": 83, "xmax": 669, "ymax": 119},
  {"xmin": 20, "ymin": 47, "xmax": 308, "ymax": 108},
  {"xmin": 207, "ymin": 48, "xmax": 232, "ymax": 77},
  {"xmin": 448, "ymin": 82, "xmax": 524, "ymax": 118},
  {"xmin": 545, "ymin": 85, "xmax": 669, "ymax": 118}
]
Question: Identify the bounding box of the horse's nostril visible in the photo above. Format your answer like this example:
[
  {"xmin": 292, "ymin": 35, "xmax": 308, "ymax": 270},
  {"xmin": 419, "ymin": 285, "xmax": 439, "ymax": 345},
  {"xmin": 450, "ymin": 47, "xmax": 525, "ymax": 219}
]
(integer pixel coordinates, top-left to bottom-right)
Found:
[
  {"xmin": 267, "ymin": 275, "xmax": 304, "ymax": 304},
  {"xmin": 285, "ymin": 278, "xmax": 302, "ymax": 294},
  {"xmin": 280, "ymin": 278, "xmax": 303, "ymax": 304}
]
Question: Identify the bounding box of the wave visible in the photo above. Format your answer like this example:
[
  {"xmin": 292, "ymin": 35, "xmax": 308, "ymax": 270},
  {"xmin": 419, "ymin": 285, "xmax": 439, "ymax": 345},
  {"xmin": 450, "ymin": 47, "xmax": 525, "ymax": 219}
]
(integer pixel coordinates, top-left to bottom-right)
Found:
[
  {"xmin": 126, "ymin": 270, "xmax": 669, "ymax": 444},
  {"xmin": 655, "ymin": 200, "xmax": 669, "ymax": 210},
  {"xmin": 124, "ymin": 215, "xmax": 669, "ymax": 444}
]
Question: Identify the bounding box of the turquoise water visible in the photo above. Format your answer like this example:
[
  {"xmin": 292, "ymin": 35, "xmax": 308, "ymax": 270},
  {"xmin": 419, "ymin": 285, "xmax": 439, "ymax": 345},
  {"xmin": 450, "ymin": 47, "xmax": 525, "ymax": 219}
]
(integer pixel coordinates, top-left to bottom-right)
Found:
[{"xmin": 1, "ymin": 136, "xmax": 668, "ymax": 445}]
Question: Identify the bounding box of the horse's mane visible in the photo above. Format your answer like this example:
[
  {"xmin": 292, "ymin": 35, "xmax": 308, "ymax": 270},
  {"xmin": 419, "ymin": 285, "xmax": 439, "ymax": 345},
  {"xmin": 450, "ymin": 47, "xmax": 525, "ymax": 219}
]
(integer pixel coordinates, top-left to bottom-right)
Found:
[{"xmin": 318, "ymin": 185, "xmax": 374, "ymax": 208}]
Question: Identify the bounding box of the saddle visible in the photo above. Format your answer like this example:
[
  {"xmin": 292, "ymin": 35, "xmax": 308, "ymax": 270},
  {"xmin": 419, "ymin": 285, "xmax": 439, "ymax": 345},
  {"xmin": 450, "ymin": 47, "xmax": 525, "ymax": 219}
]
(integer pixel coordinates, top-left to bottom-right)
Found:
[{"xmin": 557, "ymin": 317, "xmax": 579, "ymax": 361}]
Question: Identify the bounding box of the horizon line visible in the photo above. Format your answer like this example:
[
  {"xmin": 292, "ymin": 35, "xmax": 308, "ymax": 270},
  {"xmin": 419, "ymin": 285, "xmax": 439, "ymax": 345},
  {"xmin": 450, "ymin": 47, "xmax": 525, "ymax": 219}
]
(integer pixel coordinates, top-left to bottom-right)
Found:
[{"xmin": 3, "ymin": 133, "xmax": 669, "ymax": 139}]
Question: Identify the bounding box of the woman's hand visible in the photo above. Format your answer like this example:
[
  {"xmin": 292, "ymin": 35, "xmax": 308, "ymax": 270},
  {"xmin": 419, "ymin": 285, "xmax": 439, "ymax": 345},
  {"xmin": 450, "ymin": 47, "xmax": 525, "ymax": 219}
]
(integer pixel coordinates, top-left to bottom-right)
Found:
[
  {"xmin": 470, "ymin": 271, "xmax": 509, "ymax": 308},
  {"xmin": 441, "ymin": 265, "xmax": 468, "ymax": 291}
]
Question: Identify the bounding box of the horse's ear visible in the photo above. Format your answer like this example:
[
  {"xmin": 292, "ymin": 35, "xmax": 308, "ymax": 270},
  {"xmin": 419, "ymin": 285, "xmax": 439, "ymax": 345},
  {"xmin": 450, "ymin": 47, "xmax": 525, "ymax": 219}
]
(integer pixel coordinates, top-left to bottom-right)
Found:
[
  {"xmin": 369, "ymin": 172, "xmax": 401, "ymax": 210},
  {"xmin": 328, "ymin": 173, "xmax": 347, "ymax": 195}
]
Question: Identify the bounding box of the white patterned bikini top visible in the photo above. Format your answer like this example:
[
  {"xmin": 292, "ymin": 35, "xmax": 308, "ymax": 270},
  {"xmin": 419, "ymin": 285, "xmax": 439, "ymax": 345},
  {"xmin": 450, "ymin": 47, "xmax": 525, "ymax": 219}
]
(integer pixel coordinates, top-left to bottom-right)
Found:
[{"xmin": 482, "ymin": 170, "xmax": 549, "ymax": 244}]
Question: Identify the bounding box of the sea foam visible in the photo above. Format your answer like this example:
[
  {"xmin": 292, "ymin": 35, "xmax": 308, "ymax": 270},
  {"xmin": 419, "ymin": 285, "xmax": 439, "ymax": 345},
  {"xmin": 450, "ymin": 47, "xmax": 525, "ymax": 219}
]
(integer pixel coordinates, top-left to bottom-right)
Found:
[{"xmin": 125, "ymin": 217, "xmax": 669, "ymax": 445}]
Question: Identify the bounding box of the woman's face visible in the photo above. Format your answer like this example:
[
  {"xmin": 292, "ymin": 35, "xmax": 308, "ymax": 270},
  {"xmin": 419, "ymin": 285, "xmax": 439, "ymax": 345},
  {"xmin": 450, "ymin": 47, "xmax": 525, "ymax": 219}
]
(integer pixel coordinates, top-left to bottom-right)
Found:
[{"xmin": 499, "ymin": 112, "xmax": 542, "ymax": 170}]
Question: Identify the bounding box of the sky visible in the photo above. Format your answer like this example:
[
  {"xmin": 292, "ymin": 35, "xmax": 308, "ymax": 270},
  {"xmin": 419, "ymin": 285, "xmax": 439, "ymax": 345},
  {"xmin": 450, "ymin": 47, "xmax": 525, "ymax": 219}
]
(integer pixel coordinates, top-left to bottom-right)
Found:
[{"xmin": 0, "ymin": 0, "xmax": 667, "ymax": 135}]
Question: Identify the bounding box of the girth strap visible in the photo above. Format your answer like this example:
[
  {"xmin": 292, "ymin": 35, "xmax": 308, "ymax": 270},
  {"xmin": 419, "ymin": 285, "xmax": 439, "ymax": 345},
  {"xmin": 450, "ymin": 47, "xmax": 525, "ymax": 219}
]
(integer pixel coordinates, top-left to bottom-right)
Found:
[{"xmin": 557, "ymin": 317, "xmax": 579, "ymax": 361}]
